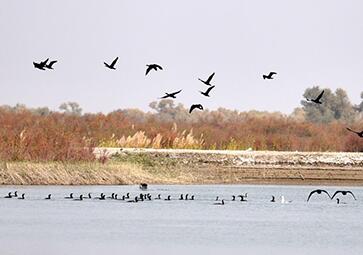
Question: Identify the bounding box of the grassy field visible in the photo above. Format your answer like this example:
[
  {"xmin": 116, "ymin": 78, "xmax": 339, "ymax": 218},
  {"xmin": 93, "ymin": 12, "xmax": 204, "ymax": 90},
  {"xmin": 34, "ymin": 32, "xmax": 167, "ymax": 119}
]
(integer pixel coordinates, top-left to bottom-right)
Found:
[{"xmin": 1, "ymin": 149, "xmax": 363, "ymax": 185}]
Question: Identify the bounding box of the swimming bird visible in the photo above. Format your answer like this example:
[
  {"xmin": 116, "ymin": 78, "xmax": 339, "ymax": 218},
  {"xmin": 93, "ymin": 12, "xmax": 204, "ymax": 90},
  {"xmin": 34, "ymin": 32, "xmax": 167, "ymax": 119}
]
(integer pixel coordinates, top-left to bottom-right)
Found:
[
  {"xmin": 107, "ymin": 193, "xmax": 115, "ymax": 199},
  {"xmin": 4, "ymin": 192, "xmax": 12, "ymax": 198},
  {"xmin": 271, "ymin": 196, "xmax": 275, "ymax": 202},
  {"xmin": 155, "ymin": 194, "xmax": 161, "ymax": 200},
  {"xmin": 185, "ymin": 194, "xmax": 189, "ymax": 200},
  {"xmin": 13, "ymin": 191, "xmax": 18, "ymax": 197},
  {"xmin": 96, "ymin": 193, "xmax": 105, "ymax": 200},
  {"xmin": 238, "ymin": 195, "xmax": 247, "ymax": 202},
  {"xmin": 331, "ymin": 190, "xmax": 356, "ymax": 200},
  {"xmin": 164, "ymin": 195, "xmax": 171, "ymax": 201},
  {"xmin": 263, "ymin": 72, "xmax": 277, "ymax": 80},
  {"xmin": 125, "ymin": 193, "xmax": 130, "ymax": 199},
  {"xmin": 214, "ymin": 199, "xmax": 225, "ymax": 205},
  {"xmin": 45, "ymin": 194, "xmax": 51, "ymax": 200},
  {"xmin": 145, "ymin": 64, "xmax": 163, "ymax": 76},
  {"xmin": 65, "ymin": 193, "xmax": 73, "ymax": 199},
  {"xmin": 198, "ymin": 72, "xmax": 215, "ymax": 86},
  {"xmin": 18, "ymin": 193, "xmax": 25, "ymax": 200},
  {"xmin": 45, "ymin": 60, "xmax": 57, "ymax": 70},
  {"xmin": 306, "ymin": 90, "xmax": 324, "ymax": 104},
  {"xmin": 215, "ymin": 196, "xmax": 219, "ymax": 201},
  {"xmin": 346, "ymin": 128, "xmax": 363, "ymax": 138},
  {"xmin": 280, "ymin": 196, "xmax": 292, "ymax": 204},
  {"xmin": 200, "ymin": 86, "xmax": 215, "ymax": 97},
  {"xmin": 74, "ymin": 195, "xmax": 83, "ymax": 201},
  {"xmin": 307, "ymin": 189, "xmax": 331, "ymax": 202},
  {"xmin": 139, "ymin": 183, "xmax": 148, "ymax": 190},
  {"xmin": 232, "ymin": 195, "xmax": 236, "ymax": 201},
  {"xmin": 104, "ymin": 57, "xmax": 118, "ymax": 70},
  {"xmin": 179, "ymin": 194, "xmax": 184, "ymax": 200},
  {"xmin": 190, "ymin": 195, "xmax": 195, "ymax": 200},
  {"xmin": 189, "ymin": 104, "xmax": 203, "ymax": 113},
  {"xmin": 159, "ymin": 90, "xmax": 182, "ymax": 99},
  {"xmin": 84, "ymin": 193, "xmax": 92, "ymax": 199}
]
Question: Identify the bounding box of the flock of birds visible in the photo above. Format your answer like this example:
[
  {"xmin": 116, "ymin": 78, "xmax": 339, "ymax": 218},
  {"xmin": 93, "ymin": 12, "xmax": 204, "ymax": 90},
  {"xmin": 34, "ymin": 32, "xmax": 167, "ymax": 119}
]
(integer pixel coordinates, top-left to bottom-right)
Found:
[
  {"xmin": 1, "ymin": 185, "xmax": 357, "ymax": 205},
  {"xmin": 32, "ymin": 57, "xmax": 363, "ymax": 136}
]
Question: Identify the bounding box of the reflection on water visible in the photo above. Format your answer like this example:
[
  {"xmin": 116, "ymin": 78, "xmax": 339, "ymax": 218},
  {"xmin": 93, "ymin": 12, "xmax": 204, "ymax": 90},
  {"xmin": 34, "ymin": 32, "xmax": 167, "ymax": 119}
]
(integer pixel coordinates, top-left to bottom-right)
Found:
[{"xmin": 0, "ymin": 185, "xmax": 362, "ymax": 255}]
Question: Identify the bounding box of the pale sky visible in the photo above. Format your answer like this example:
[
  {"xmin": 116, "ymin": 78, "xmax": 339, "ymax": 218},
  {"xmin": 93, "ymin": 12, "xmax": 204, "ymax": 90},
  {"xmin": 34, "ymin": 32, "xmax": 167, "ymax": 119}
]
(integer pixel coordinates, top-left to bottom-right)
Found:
[{"xmin": 0, "ymin": 0, "xmax": 362, "ymax": 114}]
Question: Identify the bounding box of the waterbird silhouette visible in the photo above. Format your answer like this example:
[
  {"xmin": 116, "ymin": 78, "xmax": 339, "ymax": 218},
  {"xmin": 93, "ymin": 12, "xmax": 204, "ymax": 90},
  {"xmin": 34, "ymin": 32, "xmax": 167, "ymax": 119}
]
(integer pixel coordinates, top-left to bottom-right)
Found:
[
  {"xmin": 145, "ymin": 64, "xmax": 163, "ymax": 76},
  {"xmin": 45, "ymin": 60, "xmax": 57, "ymax": 70},
  {"xmin": 189, "ymin": 104, "xmax": 203, "ymax": 113},
  {"xmin": 33, "ymin": 58, "xmax": 49, "ymax": 70},
  {"xmin": 307, "ymin": 189, "xmax": 331, "ymax": 202},
  {"xmin": 214, "ymin": 199, "xmax": 224, "ymax": 205},
  {"xmin": 232, "ymin": 195, "xmax": 236, "ymax": 201},
  {"xmin": 159, "ymin": 90, "xmax": 182, "ymax": 99},
  {"xmin": 346, "ymin": 128, "xmax": 363, "ymax": 138},
  {"xmin": 45, "ymin": 194, "xmax": 51, "ymax": 200},
  {"xmin": 307, "ymin": 90, "xmax": 324, "ymax": 104},
  {"xmin": 155, "ymin": 194, "xmax": 161, "ymax": 200},
  {"xmin": 331, "ymin": 190, "xmax": 356, "ymax": 200},
  {"xmin": 104, "ymin": 57, "xmax": 118, "ymax": 70},
  {"xmin": 190, "ymin": 195, "xmax": 195, "ymax": 200},
  {"xmin": 198, "ymin": 72, "xmax": 215, "ymax": 86},
  {"xmin": 13, "ymin": 191, "xmax": 18, "ymax": 197},
  {"xmin": 65, "ymin": 193, "xmax": 73, "ymax": 199},
  {"xmin": 74, "ymin": 195, "xmax": 83, "ymax": 201},
  {"xmin": 164, "ymin": 195, "xmax": 171, "ymax": 201},
  {"xmin": 200, "ymin": 86, "xmax": 215, "ymax": 97},
  {"xmin": 4, "ymin": 192, "xmax": 12, "ymax": 198},
  {"xmin": 179, "ymin": 194, "xmax": 184, "ymax": 200},
  {"xmin": 263, "ymin": 72, "xmax": 277, "ymax": 80},
  {"xmin": 271, "ymin": 196, "xmax": 275, "ymax": 202},
  {"xmin": 18, "ymin": 193, "xmax": 25, "ymax": 200}
]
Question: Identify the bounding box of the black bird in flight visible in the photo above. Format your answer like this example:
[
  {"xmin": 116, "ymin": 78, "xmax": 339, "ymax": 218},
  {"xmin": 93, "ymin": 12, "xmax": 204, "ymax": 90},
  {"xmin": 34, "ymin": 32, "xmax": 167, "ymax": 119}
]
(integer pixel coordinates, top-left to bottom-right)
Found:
[
  {"xmin": 45, "ymin": 60, "xmax": 57, "ymax": 70},
  {"xmin": 189, "ymin": 104, "xmax": 204, "ymax": 113},
  {"xmin": 307, "ymin": 189, "xmax": 331, "ymax": 202},
  {"xmin": 159, "ymin": 90, "xmax": 182, "ymax": 99},
  {"xmin": 198, "ymin": 72, "xmax": 215, "ymax": 86},
  {"xmin": 200, "ymin": 85, "xmax": 215, "ymax": 97},
  {"xmin": 145, "ymin": 64, "xmax": 163, "ymax": 75},
  {"xmin": 263, "ymin": 72, "xmax": 277, "ymax": 80},
  {"xmin": 331, "ymin": 190, "xmax": 357, "ymax": 200},
  {"xmin": 104, "ymin": 57, "xmax": 118, "ymax": 70},
  {"xmin": 307, "ymin": 90, "xmax": 324, "ymax": 104},
  {"xmin": 346, "ymin": 128, "xmax": 363, "ymax": 138},
  {"xmin": 33, "ymin": 58, "xmax": 49, "ymax": 70}
]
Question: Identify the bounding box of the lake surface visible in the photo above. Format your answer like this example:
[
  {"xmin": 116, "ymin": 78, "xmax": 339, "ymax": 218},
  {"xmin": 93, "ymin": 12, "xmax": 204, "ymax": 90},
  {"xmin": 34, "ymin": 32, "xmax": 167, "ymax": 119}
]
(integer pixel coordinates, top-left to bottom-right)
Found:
[{"xmin": 0, "ymin": 185, "xmax": 362, "ymax": 255}]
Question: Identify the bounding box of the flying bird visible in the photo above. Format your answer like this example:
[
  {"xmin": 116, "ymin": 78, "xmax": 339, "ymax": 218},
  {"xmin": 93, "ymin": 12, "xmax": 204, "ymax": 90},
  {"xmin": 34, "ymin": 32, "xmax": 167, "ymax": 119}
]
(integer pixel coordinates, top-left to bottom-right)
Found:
[
  {"xmin": 145, "ymin": 64, "xmax": 163, "ymax": 75},
  {"xmin": 346, "ymin": 128, "xmax": 363, "ymax": 138},
  {"xmin": 307, "ymin": 189, "xmax": 331, "ymax": 202},
  {"xmin": 33, "ymin": 58, "xmax": 49, "ymax": 70},
  {"xmin": 198, "ymin": 72, "xmax": 215, "ymax": 86},
  {"xmin": 189, "ymin": 104, "xmax": 204, "ymax": 113},
  {"xmin": 200, "ymin": 85, "xmax": 215, "ymax": 97},
  {"xmin": 331, "ymin": 190, "xmax": 357, "ymax": 200},
  {"xmin": 45, "ymin": 60, "xmax": 57, "ymax": 70},
  {"xmin": 263, "ymin": 72, "xmax": 277, "ymax": 80},
  {"xmin": 306, "ymin": 90, "xmax": 324, "ymax": 104},
  {"xmin": 104, "ymin": 57, "xmax": 118, "ymax": 70},
  {"xmin": 159, "ymin": 90, "xmax": 182, "ymax": 99}
]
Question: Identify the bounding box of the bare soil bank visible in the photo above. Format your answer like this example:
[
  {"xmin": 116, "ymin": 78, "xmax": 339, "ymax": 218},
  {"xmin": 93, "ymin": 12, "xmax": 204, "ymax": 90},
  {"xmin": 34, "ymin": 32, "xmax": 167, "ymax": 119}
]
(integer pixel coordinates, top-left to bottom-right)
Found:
[{"xmin": 1, "ymin": 148, "xmax": 363, "ymax": 185}]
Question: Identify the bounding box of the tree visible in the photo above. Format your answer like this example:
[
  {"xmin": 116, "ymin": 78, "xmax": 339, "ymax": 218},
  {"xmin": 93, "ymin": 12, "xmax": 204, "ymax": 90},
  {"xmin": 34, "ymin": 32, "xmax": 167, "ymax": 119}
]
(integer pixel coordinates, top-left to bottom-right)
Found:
[
  {"xmin": 301, "ymin": 86, "xmax": 356, "ymax": 123},
  {"xmin": 59, "ymin": 102, "xmax": 82, "ymax": 116}
]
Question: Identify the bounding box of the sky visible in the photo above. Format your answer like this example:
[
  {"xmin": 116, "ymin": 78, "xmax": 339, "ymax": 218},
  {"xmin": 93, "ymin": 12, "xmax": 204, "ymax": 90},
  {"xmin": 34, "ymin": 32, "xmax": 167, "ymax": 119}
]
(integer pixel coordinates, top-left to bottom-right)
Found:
[{"xmin": 0, "ymin": 0, "xmax": 362, "ymax": 114}]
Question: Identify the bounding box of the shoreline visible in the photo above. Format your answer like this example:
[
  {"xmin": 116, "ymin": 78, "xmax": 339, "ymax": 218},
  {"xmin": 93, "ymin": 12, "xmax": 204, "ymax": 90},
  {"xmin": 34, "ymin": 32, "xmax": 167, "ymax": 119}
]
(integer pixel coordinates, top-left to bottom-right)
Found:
[{"xmin": 1, "ymin": 148, "xmax": 363, "ymax": 186}]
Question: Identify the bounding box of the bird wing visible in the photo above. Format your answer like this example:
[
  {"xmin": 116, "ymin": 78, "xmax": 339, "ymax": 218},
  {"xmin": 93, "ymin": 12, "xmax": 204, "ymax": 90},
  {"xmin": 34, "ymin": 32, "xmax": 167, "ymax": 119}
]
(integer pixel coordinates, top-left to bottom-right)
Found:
[
  {"xmin": 155, "ymin": 64, "xmax": 163, "ymax": 70},
  {"xmin": 270, "ymin": 72, "xmax": 277, "ymax": 75},
  {"xmin": 346, "ymin": 191, "xmax": 357, "ymax": 200},
  {"xmin": 111, "ymin": 57, "xmax": 118, "ymax": 67},
  {"xmin": 41, "ymin": 58, "xmax": 49, "ymax": 66},
  {"xmin": 331, "ymin": 190, "xmax": 341, "ymax": 200},
  {"xmin": 206, "ymin": 72, "xmax": 215, "ymax": 83},
  {"xmin": 205, "ymin": 85, "xmax": 215, "ymax": 95},
  {"xmin": 307, "ymin": 190, "xmax": 318, "ymax": 202},
  {"xmin": 346, "ymin": 127, "xmax": 359, "ymax": 135},
  {"xmin": 189, "ymin": 105, "xmax": 197, "ymax": 113},
  {"xmin": 159, "ymin": 94, "xmax": 170, "ymax": 99},
  {"xmin": 321, "ymin": 190, "xmax": 331, "ymax": 199},
  {"xmin": 48, "ymin": 60, "xmax": 57, "ymax": 67},
  {"xmin": 145, "ymin": 66, "xmax": 152, "ymax": 75},
  {"xmin": 171, "ymin": 89, "xmax": 182, "ymax": 96},
  {"xmin": 316, "ymin": 90, "xmax": 324, "ymax": 101}
]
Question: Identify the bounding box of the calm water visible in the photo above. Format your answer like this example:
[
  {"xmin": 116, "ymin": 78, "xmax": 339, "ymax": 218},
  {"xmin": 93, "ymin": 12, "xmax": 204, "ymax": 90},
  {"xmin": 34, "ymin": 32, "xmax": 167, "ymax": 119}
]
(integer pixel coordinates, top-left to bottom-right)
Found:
[{"xmin": 0, "ymin": 185, "xmax": 362, "ymax": 255}]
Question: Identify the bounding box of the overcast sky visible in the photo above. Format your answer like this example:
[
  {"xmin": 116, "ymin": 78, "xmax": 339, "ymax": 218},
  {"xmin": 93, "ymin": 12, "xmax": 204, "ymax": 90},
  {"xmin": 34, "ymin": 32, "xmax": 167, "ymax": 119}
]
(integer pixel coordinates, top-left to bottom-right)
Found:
[{"xmin": 0, "ymin": 0, "xmax": 362, "ymax": 114}]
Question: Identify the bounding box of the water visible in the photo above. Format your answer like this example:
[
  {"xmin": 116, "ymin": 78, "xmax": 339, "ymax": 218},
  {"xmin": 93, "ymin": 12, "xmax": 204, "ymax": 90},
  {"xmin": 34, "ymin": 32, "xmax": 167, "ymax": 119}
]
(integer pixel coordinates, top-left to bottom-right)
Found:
[{"xmin": 0, "ymin": 185, "xmax": 362, "ymax": 255}]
